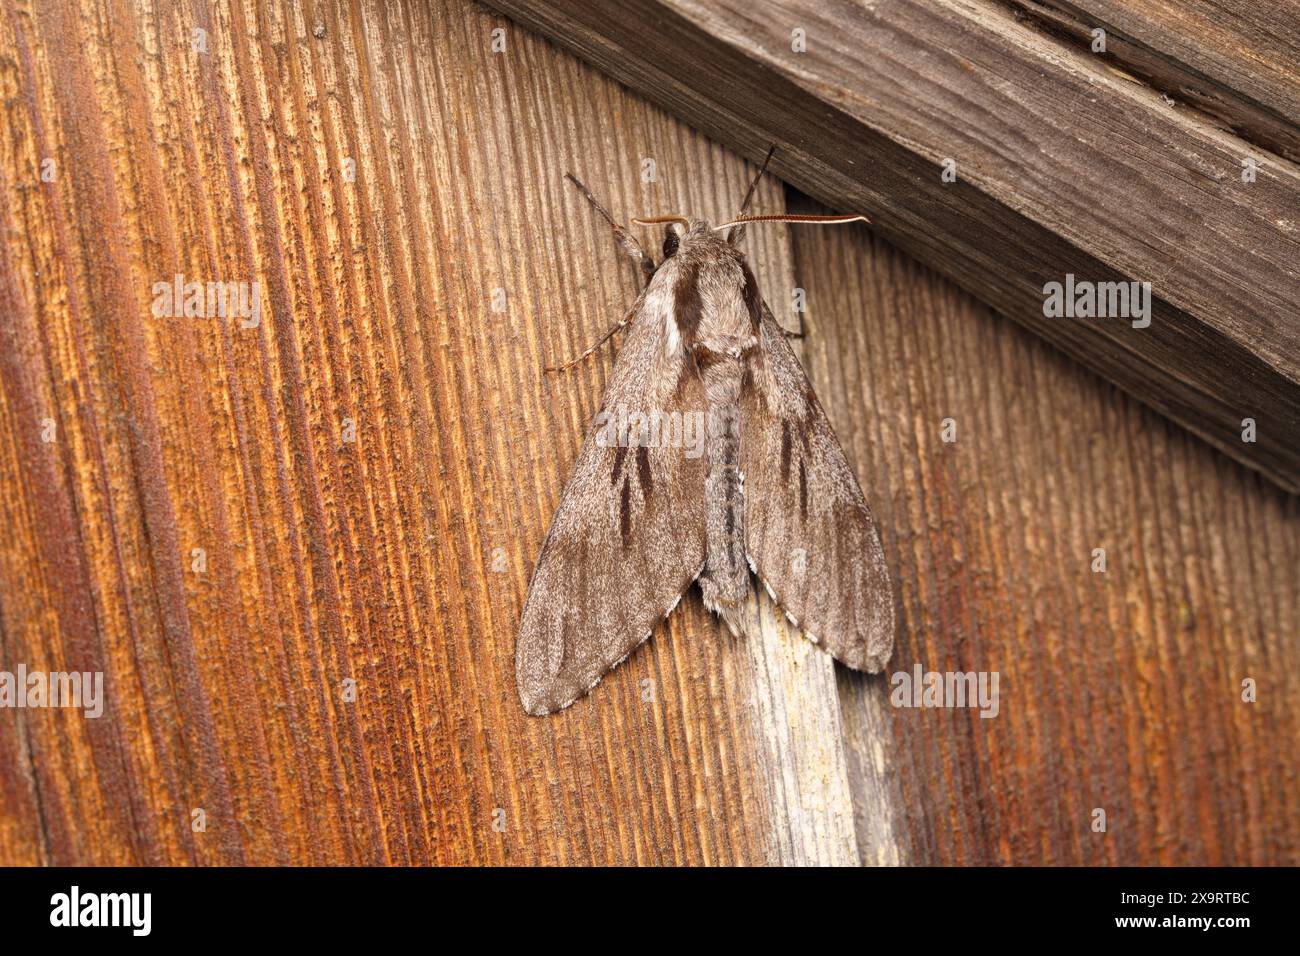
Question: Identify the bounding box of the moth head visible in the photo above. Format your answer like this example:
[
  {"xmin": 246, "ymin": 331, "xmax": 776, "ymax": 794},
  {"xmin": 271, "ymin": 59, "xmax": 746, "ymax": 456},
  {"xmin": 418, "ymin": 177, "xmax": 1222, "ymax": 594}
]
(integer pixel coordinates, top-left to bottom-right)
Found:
[
  {"xmin": 633, "ymin": 215, "xmax": 707, "ymax": 257},
  {"xmin": 661, "ymin": 223, "xmax": 680, "ymax": 260}
]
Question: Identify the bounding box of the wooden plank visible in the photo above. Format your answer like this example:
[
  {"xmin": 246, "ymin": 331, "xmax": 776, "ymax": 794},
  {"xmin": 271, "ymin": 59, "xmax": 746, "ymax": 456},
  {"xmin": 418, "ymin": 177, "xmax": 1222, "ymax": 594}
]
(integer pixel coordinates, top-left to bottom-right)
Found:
[
  {"xmin": 485, "ymin": 0, "xmax": 1300, "ymax": 494},
  {"xmin": 2, "ymin": 0, "xmax": 1295, "ymax": 870},
  {"xmin": 787, "ymin": 190, "xmax": 1300, "ymax": 864},
  {"xmin": 1005, "ymin": 0, "xmax": 1300, "ymax": 162},
  {"xmin": 0, "ymin": 0, "xmax": 860, "ymax": 864}
]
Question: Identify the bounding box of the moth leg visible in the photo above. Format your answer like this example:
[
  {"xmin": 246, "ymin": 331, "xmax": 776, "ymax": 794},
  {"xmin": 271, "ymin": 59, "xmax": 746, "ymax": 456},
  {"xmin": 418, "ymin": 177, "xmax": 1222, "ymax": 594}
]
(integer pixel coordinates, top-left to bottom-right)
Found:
[
  {"xmin": 782, "ymin": 326, "xmax": 804, "ymax": 339},
  {"xmin": 545, "ymin": 303, "xmax": 637, "ymax": 374},
  {"xmin": 564, "ymin": 173, "xmax": 656, "ymax": 286}
]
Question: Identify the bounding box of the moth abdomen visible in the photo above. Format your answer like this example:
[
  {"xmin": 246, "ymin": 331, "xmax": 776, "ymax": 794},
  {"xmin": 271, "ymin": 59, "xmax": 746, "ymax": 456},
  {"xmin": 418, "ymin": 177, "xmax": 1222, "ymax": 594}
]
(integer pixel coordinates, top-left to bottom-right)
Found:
[{"xmin": 698, "ymin": 351, "xmax": 750, "ymax": 639}]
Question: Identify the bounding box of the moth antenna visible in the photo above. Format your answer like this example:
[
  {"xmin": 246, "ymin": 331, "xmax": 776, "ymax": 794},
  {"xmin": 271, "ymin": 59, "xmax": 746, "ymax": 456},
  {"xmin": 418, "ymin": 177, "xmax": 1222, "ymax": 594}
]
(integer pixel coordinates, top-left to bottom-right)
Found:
[
  {"xmin": 728, "ymin": 144, "xmax": 777, "ymax": 245},
  {"xmin": 632, "ymin": 215, "xmax": 691, "ymax": 229},
  {"xmin": 713, "ymin": 213, "xmax": 869, "ymax": 232}
]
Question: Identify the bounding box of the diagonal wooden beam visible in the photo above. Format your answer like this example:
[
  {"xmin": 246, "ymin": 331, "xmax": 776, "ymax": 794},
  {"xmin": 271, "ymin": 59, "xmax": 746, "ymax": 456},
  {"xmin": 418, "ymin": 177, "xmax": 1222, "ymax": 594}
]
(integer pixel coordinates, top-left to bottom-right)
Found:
[
  {"xmin": 487, "ymin": 0, "xmax": 1300, "ymax": 493},
  {"xmin": 1005, "ymin": 0, "xmax": 1300, "ymax": 163}
]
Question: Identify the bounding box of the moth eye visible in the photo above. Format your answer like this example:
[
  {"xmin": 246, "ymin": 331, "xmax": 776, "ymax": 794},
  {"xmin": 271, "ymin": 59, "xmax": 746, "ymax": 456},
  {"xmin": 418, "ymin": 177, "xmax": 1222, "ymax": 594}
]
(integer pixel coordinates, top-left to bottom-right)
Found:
[{"xmin": 662, "ymin": 226, "xmax": 679, "ymax": 259}]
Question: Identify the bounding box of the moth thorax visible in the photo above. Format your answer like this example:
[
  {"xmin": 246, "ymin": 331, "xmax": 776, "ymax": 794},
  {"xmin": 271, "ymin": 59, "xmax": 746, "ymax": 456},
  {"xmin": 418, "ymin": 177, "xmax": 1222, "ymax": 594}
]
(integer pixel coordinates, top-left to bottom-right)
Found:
[{"xmin": 697, "ymin": 273, "xmax": 755, "ymax": 338}]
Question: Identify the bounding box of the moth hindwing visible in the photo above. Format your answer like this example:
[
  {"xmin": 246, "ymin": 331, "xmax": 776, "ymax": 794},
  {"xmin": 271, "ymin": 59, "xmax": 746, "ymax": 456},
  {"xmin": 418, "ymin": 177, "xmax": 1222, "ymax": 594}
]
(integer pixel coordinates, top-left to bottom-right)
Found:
[{"xmin": 517, "ymin": 181, "xmax": 893, "ymax": 715}]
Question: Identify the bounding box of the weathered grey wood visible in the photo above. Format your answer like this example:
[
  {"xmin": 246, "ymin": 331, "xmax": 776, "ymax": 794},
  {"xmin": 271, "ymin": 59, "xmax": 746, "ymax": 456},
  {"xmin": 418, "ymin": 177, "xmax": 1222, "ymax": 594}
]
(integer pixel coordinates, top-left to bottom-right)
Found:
[
  {"xmin": 742, "ymin": 592, "xmax": 861, "ymax": 864},
  {"xmin": 1006, "ymin": 1, "xmax": 1300, "ymax": 162},
  {"xmin": 485, "ymin": 0, "xmax": 1300, "ymax": 494}
]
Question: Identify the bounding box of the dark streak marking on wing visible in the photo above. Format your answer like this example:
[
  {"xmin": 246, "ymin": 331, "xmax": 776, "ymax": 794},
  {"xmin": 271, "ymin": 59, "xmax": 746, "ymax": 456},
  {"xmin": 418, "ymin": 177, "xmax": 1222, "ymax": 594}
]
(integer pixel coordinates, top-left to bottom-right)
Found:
[
  {"xmin": 636, "ymin": 445, "xmax": 653, "ymax": 500},
  {"xmin": 619, "ymin": 478, "xmax": 632, "ymax": 546}
]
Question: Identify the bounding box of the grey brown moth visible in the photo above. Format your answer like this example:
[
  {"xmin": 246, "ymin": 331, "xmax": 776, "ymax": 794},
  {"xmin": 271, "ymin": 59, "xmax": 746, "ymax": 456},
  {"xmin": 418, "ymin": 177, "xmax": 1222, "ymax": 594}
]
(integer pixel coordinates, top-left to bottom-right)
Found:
[{"xmin": 517, "ymin": 150, "xmax": 894, "ymax": 715}]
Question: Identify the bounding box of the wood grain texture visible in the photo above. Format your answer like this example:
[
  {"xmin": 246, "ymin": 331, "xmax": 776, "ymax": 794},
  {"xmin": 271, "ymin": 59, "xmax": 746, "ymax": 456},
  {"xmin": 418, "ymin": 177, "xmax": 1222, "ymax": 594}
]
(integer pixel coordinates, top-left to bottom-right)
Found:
[
  {"xmin": 486, "ymin": 0, "xmax": 1300, "ymax": 495},
  {"xmin": 0, "ymin": 0, "xmax": 1296, "ymax": 869},
  {"xmin": 788, "ymin": 190, "xmax": 1300, "ymax": 865},
  {"xmin": 0, "ymin": 0, "xmax": 855, "ymax": 865},
  {"xmin": 1004, "ymin": 0, "xmax": 1300, "ymax": 162}
]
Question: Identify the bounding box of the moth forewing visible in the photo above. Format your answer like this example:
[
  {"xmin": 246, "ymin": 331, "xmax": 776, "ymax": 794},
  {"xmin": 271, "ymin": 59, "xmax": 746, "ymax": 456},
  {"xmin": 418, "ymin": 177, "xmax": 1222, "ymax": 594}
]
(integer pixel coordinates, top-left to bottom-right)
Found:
[
  {"xmin": 740, "ymin": 304, "xmax": 894, "ymax": 672},
  {"xmin": 516, "ymin": 277, "xmax": 708, "ymax": 715}
]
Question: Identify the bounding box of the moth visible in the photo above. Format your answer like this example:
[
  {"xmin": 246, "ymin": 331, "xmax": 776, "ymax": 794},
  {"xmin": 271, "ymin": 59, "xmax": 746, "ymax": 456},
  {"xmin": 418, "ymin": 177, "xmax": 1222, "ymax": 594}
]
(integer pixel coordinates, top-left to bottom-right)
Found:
[{"xmin": 517, "ymin": 149, "xmax": 894, "ymax": 715}]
